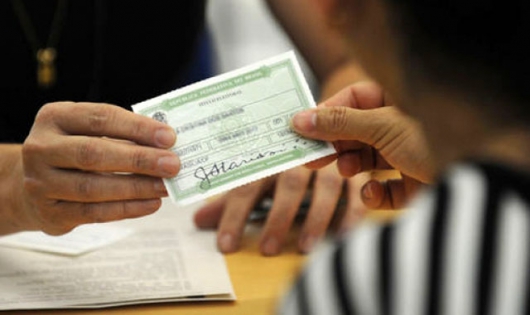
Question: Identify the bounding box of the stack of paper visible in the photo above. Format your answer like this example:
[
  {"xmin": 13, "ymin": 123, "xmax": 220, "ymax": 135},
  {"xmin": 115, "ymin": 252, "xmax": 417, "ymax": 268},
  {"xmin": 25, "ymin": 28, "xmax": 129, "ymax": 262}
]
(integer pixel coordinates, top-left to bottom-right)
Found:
[{"xmin": 0, "ymin": 199, "xmax": 235, "ymax": 310}]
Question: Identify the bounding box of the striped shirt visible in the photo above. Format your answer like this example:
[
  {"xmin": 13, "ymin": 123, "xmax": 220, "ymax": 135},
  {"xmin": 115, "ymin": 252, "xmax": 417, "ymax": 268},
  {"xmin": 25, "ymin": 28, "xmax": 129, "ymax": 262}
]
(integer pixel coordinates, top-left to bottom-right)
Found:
[{"xmin": 279, "ymin": 162, "xmax": 530, "ymax": 315}]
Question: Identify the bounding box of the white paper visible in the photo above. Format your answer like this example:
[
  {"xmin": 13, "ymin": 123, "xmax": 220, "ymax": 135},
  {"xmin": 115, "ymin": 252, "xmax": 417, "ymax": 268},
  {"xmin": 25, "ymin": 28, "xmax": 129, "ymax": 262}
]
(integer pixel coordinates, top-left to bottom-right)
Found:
[
  {"xmin": 0, "ymin": 199, "xmax": 235, "ymax": 310},
  {"xmin": 0, "ymin": 225, "xmax": 132, "ymax": 256}
]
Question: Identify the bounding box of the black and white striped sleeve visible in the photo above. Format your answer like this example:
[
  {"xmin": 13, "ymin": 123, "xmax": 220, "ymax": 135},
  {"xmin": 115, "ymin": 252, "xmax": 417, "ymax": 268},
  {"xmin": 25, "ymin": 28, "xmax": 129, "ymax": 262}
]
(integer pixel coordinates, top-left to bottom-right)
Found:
[{"xmin": 278, "ymin": 163, "xmax": 530, "ymax": 315}]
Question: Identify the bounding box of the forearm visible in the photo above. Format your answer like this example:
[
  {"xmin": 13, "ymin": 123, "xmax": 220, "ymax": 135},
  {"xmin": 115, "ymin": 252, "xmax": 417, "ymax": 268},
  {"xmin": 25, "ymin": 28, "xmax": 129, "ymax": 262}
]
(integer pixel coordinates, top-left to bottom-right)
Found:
[
  {"xmin": 265, "ymin": 0, "xmax": 370, "ymax": 99},
  {"xmin": 0, "ymin": 144, "xmax": 28, "ymax": 235},
  {"xmin": 265, "ymin": 0, "xmax": 350, "ymax": 83}
]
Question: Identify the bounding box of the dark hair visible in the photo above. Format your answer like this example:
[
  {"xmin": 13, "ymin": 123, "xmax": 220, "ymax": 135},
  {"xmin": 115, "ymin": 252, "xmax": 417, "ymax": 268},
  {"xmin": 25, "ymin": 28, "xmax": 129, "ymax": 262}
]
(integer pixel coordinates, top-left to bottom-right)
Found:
[{"xmin": 385, "ymin": 1, "xmax": 530, "ymax": 123}]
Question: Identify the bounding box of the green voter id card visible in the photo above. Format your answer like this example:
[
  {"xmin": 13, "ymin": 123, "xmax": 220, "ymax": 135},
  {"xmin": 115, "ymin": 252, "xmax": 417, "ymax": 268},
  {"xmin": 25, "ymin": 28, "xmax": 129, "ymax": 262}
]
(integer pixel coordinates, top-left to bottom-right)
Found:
[{"xmin": 132, "ymin": 51, "xmax": 335, "ymax": 205}]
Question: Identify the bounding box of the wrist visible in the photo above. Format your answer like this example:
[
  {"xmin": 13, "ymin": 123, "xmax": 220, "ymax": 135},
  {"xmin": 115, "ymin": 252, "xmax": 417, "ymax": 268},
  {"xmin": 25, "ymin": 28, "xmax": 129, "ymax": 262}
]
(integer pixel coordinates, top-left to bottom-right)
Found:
[{"xmin": 0, "ymin": 145, "xmax": 36, "ymax": 235}]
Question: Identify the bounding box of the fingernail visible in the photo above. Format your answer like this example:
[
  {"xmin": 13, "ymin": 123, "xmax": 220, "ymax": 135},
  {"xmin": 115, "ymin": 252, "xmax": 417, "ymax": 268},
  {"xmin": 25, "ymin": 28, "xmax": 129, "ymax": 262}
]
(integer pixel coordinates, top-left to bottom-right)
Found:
[
  {"xmin": 154, "ymin": 128, "xmax": 176, "ymax": 148},
  {"xmin": 291, "ymin": 111, "xmax": 316, "ymax": 132},
  {"xmin": 262, "ymin": 237, "xmax": 279, "ymax": 256},
  {"xmin": 299, "ymin": 235, "xmax": 317, "ymax": 254},
  {"xmin": 362, "ymin": 181, "xmax": 374, "ymax": 199},
  {"xmin": 141, "ymin": 199, "xmax": 163, "ymax": 213},
  {"xmin": 219, "ymin": 233, "xmax": 235, "ymax": 253},
  {"xmin": 158, "ymin": 155, "xmax": 180, "ymax": 177}
]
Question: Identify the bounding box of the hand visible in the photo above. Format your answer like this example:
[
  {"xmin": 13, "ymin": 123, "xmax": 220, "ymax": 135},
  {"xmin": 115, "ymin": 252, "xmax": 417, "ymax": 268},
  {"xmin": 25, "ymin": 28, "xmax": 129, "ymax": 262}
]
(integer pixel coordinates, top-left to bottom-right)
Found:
[
  {"xmin": 19, "ymin": 102, "xmax": 180, "ymax": 235},
  {"xmin": 360, "ymin": 174, "xmax": 424, "ymax": 210},
  {"xmin": 291, "ymin": 82, "xmax": 435, "ymax": 207},
  {"xmin": 196, "ymin": 162, "xmax": 357, "ymax": 255}
]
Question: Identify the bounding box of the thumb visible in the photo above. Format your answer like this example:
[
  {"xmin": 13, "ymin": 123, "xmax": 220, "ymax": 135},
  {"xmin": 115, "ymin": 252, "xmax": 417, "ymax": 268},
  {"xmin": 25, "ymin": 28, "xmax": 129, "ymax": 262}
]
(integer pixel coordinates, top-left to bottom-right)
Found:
[{"xmin": 291, "ymin": 106, "xmax": 402, "ymax": 146}]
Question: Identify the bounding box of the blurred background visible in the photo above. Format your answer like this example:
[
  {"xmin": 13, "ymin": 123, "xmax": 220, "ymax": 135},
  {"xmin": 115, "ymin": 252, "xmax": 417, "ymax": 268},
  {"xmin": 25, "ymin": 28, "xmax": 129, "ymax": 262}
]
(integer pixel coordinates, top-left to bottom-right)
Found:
[{"xmin": 207, "ymin": 1, "xmax": 317, "ymax": 94}]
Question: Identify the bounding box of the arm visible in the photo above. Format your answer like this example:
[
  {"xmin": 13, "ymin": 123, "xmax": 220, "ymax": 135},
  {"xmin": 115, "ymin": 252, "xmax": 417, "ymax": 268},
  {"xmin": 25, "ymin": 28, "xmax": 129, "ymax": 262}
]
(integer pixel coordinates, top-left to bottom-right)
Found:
[
  {"xmin": 0, "ymin": 145, "xmax": 26, "ymax": 235},
  {"xmin": 265, "ymin": 0, "xmax": 362, "ymax": 84},
  {"xmin": 265, "ymin": 0, "xmax": 369, "ymax": 96},
  {"xmin": 0, "ymin": 102, "xmax": 180, "ymax": 236},
  {"xmin": 195, "ymin": 0, "xmax": 372, "ymax": 256}
]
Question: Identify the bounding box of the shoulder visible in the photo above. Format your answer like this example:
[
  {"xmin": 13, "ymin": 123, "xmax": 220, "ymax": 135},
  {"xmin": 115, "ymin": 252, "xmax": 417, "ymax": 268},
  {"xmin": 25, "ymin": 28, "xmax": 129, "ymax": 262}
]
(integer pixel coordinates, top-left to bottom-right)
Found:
[{"xmin": 279, "ymin": 161, "xmax": 530, "ymax": 315}]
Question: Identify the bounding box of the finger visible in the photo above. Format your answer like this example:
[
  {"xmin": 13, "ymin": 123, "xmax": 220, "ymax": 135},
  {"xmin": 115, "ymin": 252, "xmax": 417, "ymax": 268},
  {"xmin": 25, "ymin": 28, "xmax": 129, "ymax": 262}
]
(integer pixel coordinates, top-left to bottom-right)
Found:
[
  {"xmin": 24, "ymin": 136, "xmax": 180, "ymax": 177},
  {"xmin": 216, "ymin": 178, "xmax": 273, "ymax": 253},
  {"xmin": 305, "ymin": 140, "xmax": 365, "ymax": 174},
  {"xmin": 24, "ymin": 169, "xmax": 168, "ymax": 202},
  {"xmin": 337, "ymin": 145, "xmax": 394, "ymax": 174},
  {"xmin": 372, "ymin": 149, "xmax": 393, "ymax": 170},
  {"xmin": 320, "ymin": 81, "xmax": 384, "ymax": 110},
  {"xmin": 194, "ymin": 195, "xmax": 229, "ymax": 229},
  {"xmin": 291, "ymin": 106, "xmax": 400, "ymax": 144},
  {"xmin": 336, "ymin": 172, "xmax": 372, "ymax": 235},
  {"xmin": 361, "ymin": 179, "xmax": 390, "ymax": 209},
  {"xmin": 298, "ymin": 164, "xmax": 344, "ymax": 253},
  {"xmin": 361, "ymin": 176, "xmax": 423, "ymax": 210},
  {"xmin": 290, "ymin": 82, "xmax": 386, "ymax": 141},
  {"xmin": 304, "ymin": 153, "xmax": 338, "ymax": 170},
  {"xmin": 39, "ymin": 199, "xmax": 162, "ymax": 235},
  {"xmin": 259, "ymin": 167, "xmax": 312, "ymax": 256},
  {"xmin": 336, "ymin": 151, "xmax": 362, "ymax": 177},
  {"xmin": 33, "ymin": 102, "xmax": 176, "ymax": 148}
]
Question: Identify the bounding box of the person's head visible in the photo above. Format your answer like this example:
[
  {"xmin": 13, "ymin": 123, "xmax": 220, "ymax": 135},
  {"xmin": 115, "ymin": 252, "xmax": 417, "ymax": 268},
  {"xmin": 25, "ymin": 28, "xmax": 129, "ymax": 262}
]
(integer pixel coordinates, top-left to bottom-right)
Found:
[{"xmin": 318, "ymin": 0, "xmax": 530, "ymax": 167}]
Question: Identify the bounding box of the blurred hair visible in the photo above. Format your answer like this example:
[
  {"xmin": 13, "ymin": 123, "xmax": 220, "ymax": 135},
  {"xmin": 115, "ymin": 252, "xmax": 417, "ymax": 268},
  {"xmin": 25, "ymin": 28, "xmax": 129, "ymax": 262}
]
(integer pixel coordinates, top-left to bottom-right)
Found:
[{"xmin": 384, "ymin": 0, "xmax": 530, "ymax": 124}]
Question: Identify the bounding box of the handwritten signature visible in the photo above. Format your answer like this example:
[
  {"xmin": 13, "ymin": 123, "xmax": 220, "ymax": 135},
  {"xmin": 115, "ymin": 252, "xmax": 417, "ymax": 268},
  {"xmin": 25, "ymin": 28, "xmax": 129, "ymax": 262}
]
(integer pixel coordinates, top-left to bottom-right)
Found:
[{"xmin": 194, "ymin": 149, "xmax": 286, "ymax": 190}]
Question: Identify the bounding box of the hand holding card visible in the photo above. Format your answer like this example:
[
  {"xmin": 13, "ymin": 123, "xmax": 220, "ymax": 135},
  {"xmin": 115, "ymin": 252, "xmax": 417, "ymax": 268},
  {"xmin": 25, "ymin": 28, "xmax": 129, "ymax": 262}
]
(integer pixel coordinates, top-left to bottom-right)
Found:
[{"xmin": 133, "ymin": 52, "xmax": 335, "ymax": 205}]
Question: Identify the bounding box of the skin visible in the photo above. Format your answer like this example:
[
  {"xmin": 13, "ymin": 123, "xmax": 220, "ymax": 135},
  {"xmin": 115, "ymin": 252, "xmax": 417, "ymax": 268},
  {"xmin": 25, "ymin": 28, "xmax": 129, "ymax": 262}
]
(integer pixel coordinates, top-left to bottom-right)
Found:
[
  {"xmin": 194, "ymin": 0, "xmax": 378, "ymax": 256},
  {"xmin": 292, "ymin": 82, "xmax": 432, "ymax": 201},
  {"xmin": 0, "ymin": 102, "xmax": 179, "ymax": 236},
  {"xmin": 291, "ymin": 0, "xmax": 530, "ymax": 201},
  {"xmin": 0, "ymin": 0, "xmax": 388, "ymax": 245},
  {"xmin": 0, "ymin": 0, "xmax": 411, "ymax": 244},
  {"xmin": 8, "ymin": 0, "xmax": 505, "ymax": 252}
]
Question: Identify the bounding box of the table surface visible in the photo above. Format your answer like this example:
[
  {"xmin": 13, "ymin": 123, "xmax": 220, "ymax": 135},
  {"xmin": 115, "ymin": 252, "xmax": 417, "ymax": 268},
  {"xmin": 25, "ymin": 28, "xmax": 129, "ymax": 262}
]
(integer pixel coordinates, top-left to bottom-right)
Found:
[{"xmin": 11, "ymin": 210, "xmax": 399, "ymax": 315}]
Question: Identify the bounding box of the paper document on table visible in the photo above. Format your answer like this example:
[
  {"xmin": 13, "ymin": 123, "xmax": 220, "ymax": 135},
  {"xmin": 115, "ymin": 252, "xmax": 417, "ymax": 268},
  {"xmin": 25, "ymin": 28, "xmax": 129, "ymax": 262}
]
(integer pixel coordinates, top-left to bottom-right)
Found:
[
  {"xmin": 133, "ymin": 51, "xmax": 335, "ymax": 205},
  {"xmin": 0, "ymin": 199, "xmax": 234, "ymax": 310},
  {"xmin": 0, "ymin": 224, "xmax": 132, "ymax": 256}
]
